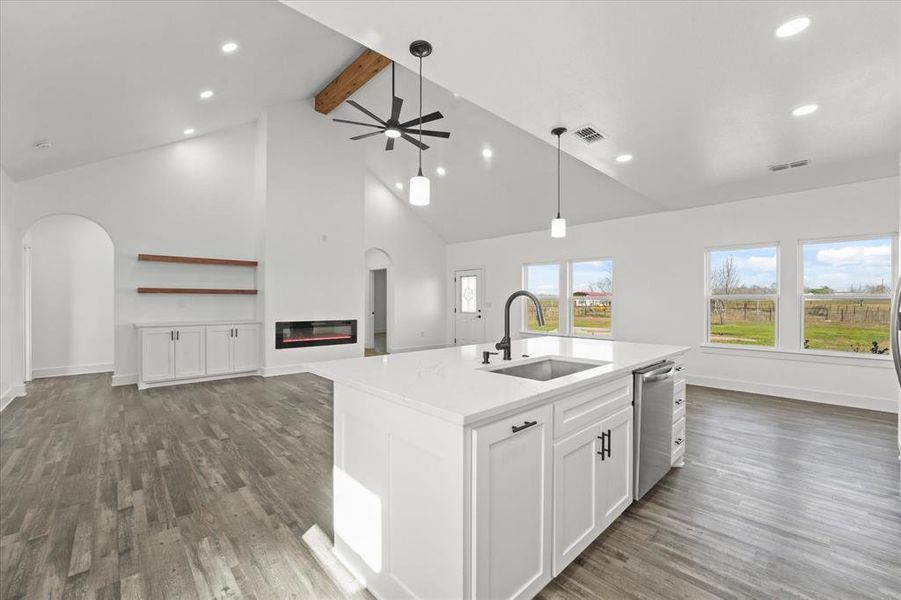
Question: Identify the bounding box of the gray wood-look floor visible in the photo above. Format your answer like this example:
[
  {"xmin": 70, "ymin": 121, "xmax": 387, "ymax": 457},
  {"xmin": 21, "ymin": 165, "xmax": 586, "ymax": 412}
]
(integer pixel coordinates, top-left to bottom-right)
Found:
[{"xmin": 1, "ymin": 374, "xmax": 899, "ymax": 599}]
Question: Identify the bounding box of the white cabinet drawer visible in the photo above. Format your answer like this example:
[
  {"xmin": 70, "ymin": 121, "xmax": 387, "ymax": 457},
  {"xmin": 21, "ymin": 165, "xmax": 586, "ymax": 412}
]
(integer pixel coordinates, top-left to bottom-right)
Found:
[
  {"xmin": 672, "ymin": 417, "xmax": 686, "ymax": 458},
  {"xmin": 553, "ymin": 376, "xmax": 632, "ymax": 440}
]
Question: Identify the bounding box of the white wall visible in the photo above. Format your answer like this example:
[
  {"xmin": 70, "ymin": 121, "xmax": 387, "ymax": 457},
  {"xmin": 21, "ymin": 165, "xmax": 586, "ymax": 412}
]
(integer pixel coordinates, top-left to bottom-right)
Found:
[
  {"xmin": 0, "ymin": 168, "xmax": 24, "ymax": 409},
  {"xmin": 261, "ymin": 101, "xmax": 365, "ymax": 374},
  {"xmin": 27, "ymin": 215, "xmax": 114, "ymax": 377},
  {"xmin": 10, "ymin": 124, "xmax": 259, "ymax": 384},
  {"xmin": 448, "ymin": 176, "xmax": 899, "ymax": 413},
  {"xmin": 364, "ymin": 174, "xmax": 447, "ymax": 351},
  {"xmin": 373, "ymin": 269, "xmax": 387, "ymax": 332}
]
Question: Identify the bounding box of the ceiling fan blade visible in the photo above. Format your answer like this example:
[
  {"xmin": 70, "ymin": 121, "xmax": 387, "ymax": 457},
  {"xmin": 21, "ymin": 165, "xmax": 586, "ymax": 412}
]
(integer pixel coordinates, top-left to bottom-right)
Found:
[
  {"xmin": 401, "ymin": 133, "xmax": 430, "ymax": 151},
  {"xmin": 398, "ymin": 111, "xmax": 444, "ymax": 128},
  {"xmin": 333, "ymin": 118, "xmax": 383, "ymax": 129},
  {"xmin": 401, "ymin": 128, "xmax": 450, "ymax": 138},
  {"xmin": 347, "ymin": 100, "xmax": 387, "ymax": 125},
  {"xmin": 350, "ymin": 130, "xmax": 384, "ymax": 141},
  {"xmin": 386, "ymin": 137, "xmax": 395, "ymax": 151},
  {"xmin": 390, "ymin": 96, "xmax": 404, "ymax": 122}
]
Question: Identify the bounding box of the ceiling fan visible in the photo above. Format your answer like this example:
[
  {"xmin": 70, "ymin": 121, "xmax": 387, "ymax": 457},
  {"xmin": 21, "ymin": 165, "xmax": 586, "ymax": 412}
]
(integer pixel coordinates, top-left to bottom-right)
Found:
[{"xmin": 333, "ymin": 43, "xmax": 450, "ymax": 152}]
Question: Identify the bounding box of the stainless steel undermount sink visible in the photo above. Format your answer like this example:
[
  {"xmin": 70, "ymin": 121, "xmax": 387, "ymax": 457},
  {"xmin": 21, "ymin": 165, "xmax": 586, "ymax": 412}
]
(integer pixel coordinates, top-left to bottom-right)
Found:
[{"xmin": 486, "ymin": 357, "xmax": 607, "ymax": 381}]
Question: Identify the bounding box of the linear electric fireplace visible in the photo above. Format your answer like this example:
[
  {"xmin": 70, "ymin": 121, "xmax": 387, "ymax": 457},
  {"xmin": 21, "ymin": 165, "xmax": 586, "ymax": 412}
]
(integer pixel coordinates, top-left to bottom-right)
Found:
[{"xmin": 275, "ymin": 320, "xmax": 357, "ymax": 349}]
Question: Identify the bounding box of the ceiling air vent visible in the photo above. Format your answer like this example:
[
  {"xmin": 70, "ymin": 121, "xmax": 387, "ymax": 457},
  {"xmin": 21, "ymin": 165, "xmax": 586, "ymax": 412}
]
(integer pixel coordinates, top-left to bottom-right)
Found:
[
  {"xmin": 571, "ymin": 124, "xmax": 607, "ymax": 145},
  {"xmin": 768, "ymin": 159, "xmax": 810, "ymax": 172}
]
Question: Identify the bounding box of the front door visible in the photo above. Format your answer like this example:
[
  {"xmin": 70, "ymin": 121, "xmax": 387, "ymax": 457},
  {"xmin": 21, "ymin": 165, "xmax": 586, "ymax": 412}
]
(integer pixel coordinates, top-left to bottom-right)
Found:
[{"xmin": 454, "ymin": 268, "xmax": 485, "ymax": 345}]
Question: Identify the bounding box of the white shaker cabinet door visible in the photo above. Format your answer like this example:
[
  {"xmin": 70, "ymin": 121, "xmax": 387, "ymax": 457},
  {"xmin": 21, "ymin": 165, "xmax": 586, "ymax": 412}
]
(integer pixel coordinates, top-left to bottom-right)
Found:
[
  {"xmin": 141, "ymin": 328, "xmax": 174, "ymax": 383},
  {"xmin": 472, "ymin": 404, "xmax": 553, "ymax": 600},
  {"xmin": 174, "ymin": 326, "xmax": 205, "ymax": 379},
  {"xmin": 552, "ymin": 422, "xmax": 602, "ymax": 575},
  {"xmin": 597, "ymin": 405, "xmax": 634, "ymax": 530},
  {"xmin": 205, "ymin": 326, "xmax": 234, "ymax": 376},
  {"xmin": 232, "ymin": 324, "xmax": 260, "ymax": 373}
]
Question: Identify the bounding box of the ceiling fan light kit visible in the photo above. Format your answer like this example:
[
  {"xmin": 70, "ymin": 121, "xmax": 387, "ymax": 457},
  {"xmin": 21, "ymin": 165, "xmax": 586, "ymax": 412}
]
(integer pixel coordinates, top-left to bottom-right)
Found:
[
  {"xmin": 551, "ymin": 126, "xmax": 567, "ymax": 238},
  {"xmin": 330, "ymin": 40, "xmax": 448, "ymax": 206}
]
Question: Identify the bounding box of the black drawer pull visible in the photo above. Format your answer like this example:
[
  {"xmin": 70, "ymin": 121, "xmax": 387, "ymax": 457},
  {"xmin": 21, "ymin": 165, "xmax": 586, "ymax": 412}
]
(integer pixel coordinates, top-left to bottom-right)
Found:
[
  {"xmin": 674, "ymin": 398, "xmax": 684, "ymax": 406},
  {"xmin": 511, "ymin": 420, "xmax": 537, "ymax": 433},
  {"xmin": 674, "ymin": 437, "xmax": 684, "ymax": 446}
]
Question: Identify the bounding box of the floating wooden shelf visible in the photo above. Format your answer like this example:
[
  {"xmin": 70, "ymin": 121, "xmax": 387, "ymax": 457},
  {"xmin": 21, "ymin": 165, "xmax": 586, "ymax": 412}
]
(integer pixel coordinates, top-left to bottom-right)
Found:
[
  {"xmin": 137, "ymin": 287, "xmax": 258, "ymax": 295},
  {"xmin": 138, "ymin": 254, "xmax": 258, "ymax": 267}
]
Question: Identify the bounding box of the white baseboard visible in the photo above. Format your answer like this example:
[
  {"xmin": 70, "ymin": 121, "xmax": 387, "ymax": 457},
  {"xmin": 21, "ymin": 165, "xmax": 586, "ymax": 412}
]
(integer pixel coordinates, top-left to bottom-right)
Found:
[
  {"xmin": 389, "ymin": 343, "xmax": 450, "ymax": 353},
  {"xmin": 0, "ymin": 384, "xmax": 27, "ymax": 412},
  {"xmin": 263, "ymin": 364, "xmax": 310, "ymax": 377},
  {"xmin": 111, "ymin": 373, "xmax": 138, "ymax": 387},
  {"xmin": 687, "ymin": 374, "xmax": 897, "ymax": 414},
  {"xmin": 32, "ymin": 362, "xmax": 114, "ymax": 379}
]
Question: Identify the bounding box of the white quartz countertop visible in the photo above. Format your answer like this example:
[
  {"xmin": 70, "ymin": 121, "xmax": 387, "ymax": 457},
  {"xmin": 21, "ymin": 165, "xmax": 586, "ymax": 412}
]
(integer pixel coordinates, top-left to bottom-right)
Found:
[
  {"xmin": 309, "ymin": 337, "xmax": 689, "ymax": 426},
  {"xmin": 133, "ymin": 319, "xmax": 261, "ymax": 328}
]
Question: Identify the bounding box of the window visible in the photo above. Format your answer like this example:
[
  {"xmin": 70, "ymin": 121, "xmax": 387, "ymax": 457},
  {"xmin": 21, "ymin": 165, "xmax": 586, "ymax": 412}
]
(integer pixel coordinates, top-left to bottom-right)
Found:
[
  {"xmin": 523, "ymin": 263, "xmax": 560, "ymax": 333},
  {"xmin": 706, "ymin": 245, "xmax": 778, "ymax": 347},
  {"xmin": 801, "ymin": 236, "xmax": 895, "ymax": 355},
  {"xmin": 569, "ymin": 259, "xmax": 613, "ymax": 337},
  {"xmin": 459, "ymin": 274, "xmax": 478, "ymax": 314}
]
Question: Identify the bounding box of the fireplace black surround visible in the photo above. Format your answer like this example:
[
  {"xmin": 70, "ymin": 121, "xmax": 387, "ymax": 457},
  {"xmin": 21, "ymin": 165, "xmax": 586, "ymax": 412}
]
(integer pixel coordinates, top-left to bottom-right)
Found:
[{"xmin": 275, "ymin": 320, "xmax": 357, "ymax": 349}]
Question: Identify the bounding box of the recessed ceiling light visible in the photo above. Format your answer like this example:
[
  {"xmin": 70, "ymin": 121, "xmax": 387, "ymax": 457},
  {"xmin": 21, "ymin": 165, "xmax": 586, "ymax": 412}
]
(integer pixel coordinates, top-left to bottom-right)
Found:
[
  {"xmin": 221, "ymin": 42, "xmax": 238, "ymax": 54},
  {"xmin": 395, "ymin": 182, "xmax": 404, "ymax": 190},
  {"xmin": 33, "ymin": 139, "xmax": 52, "ymax": 150},
  {"xmin": 199, "ymin": 90, "xmax": 214, "ymax": 99},
  {"xmin": 482, "ymin": 147, "xmax": 493, "ymax": 159},
  {"xmin": 792, "ymin": 104, "xmax": 818, "ymax": 116},
  {"xmin": 775, "ymin": 16, "xmax": 811, "ymax": 38},
  {"xmin": 436, "ymin": 166, "xmax": 446, "ymax": 176},
  {"xmin": 615, "ymin": 154, "xmax": 633, "ymax": 163},
  {"xmin": 183, "ymin": 128, "xmax": 195, "ymax": 135}
]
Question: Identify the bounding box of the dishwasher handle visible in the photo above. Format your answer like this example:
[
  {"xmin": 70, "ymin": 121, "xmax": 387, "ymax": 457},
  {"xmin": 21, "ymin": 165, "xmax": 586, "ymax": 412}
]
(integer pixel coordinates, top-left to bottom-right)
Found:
[{"xmin": 640, "ymin": 361, "xmax": 676, "ymax": 382}]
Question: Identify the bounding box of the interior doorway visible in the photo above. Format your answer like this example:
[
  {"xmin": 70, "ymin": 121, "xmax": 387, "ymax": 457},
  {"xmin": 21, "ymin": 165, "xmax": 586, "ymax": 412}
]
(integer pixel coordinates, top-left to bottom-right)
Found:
[
  {"xmin": 23, "ymin": 214, "xmax": 115, "ymax": 380},
  {"xmin": 369, "ymin": 269, "xmax": 388, "ymax": 355}
]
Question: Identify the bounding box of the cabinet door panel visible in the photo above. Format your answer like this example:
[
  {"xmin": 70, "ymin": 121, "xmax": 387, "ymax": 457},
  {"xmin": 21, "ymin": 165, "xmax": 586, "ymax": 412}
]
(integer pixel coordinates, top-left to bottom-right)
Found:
[
  {"xmin": 141, "ymin": 328, "xmax": 174, "ymax": 383},
  {"xmin": 205, "ymin": 326, "xmax": 233, "ymax": 376},
  {"xmin": 232, "ymin": 324, "xmax": 260, "ymax": 373},
  {"xmin": 473, "ymin": 404, "xmax": 553, "ymax": 600},
  {"xmin": 597, "ymin": 405, "xmax": 633, "ymax": 529},
  {"xmin": 553, "ymin": 423, "xmax": 601, "ymax": 575},
  {"xmin": 174, "ymin": 326, "xmax": 205, "ymax": 379}
]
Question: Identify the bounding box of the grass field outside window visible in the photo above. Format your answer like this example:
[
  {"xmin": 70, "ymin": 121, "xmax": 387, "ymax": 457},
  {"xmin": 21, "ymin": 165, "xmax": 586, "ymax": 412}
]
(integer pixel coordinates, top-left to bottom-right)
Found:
[{"xmin": 706, "ymin": 245, "xmax": 779, "ymax": 347}]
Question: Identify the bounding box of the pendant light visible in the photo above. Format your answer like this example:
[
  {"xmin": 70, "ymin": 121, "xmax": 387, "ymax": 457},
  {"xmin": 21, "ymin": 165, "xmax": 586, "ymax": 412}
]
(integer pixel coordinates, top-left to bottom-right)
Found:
[
  {"xmin": 409, "ymin": 40, "xmax": 433, "ymax": 206},
  {"xmin": 551, "ymin": 127, "xmax": 567, "ymax": 238}
]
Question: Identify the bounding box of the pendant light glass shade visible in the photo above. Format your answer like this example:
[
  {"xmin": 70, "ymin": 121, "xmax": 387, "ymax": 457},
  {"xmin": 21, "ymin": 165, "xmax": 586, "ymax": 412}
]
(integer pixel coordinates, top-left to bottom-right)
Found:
[
  {"xmin": 551, "ymin": 217, "xmax": 566, "ymax": 238},
  {"xmin": 410, "ymin": 171, "xmax": 430, "ymax": 206}
]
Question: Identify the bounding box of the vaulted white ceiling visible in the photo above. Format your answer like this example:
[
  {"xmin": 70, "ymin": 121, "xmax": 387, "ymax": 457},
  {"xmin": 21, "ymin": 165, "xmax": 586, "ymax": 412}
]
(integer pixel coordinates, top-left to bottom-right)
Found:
[
  {"xmin": 286, "ymin": 1, "xmax": 900, "ymax": 210},
  {"xmin": 0, "ymin": 0, "xmax": 361, "ymax": 180}
]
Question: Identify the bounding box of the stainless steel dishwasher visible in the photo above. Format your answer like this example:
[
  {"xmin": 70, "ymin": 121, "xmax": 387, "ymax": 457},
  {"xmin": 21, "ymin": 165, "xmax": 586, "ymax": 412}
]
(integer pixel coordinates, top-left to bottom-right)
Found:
[{"xmin": 633, "ymin": 360, "xmax": 676, "ymax": 500}]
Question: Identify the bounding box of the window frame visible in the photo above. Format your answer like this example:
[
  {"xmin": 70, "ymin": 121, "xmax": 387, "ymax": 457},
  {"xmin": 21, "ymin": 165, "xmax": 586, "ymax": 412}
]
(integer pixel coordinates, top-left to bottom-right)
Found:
[
  {"xmin": 704, "ymin": 242, "xmax": 781, "ymax": 349},
  {"xmin": 521, "ymin": 261, "xmax": 563, "ymax": 335},
  {"xmin": 797, "ymin": 233, "xmax": 897, "ymax": 358},
  {"xmin": 567, "ymin": 257, "xmax": 614, "ymax": 340}
]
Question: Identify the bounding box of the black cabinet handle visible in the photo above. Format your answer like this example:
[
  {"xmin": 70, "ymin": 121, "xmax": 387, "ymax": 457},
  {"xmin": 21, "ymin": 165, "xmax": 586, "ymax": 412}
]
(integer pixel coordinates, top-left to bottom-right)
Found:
[
  {"xmin": 235, "ymin": 328, "xmax": 238, "ymax": 338},
  {"xmin": 176, "ymin": 330, "xmax": 179, "ymax": 341},
  {"xmin": 597, "ymin": 429, "xmax": 612, "ymax": 459},
  {"xmin": 674, "ymin": 437, "xmax": 684, "ymax": 446},
  {"xmin": 511, "ymin": 420, "xmax": 537, "ymax": 434},
  {"xmin": 674, "ymin": 398, "xmax": 684, "ymax": 406},
  {"xmin": 170, "ymin": 330, "xmax": 174, "ymax": 341}
]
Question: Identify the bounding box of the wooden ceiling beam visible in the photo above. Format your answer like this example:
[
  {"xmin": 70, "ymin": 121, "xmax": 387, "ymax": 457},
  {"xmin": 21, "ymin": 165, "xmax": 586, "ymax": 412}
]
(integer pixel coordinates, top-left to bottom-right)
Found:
[{"xmin": 315, "ymin": 49, "xmax": 391, "ymax": 115}]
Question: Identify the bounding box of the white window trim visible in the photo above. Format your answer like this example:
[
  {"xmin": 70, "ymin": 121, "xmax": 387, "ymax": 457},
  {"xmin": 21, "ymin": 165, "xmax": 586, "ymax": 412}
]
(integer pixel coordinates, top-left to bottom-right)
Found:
[
  {"xmin": 797, "ymin": 233, "xmax": 897, "ymax": 357},
  {"xmin": 704, "ymin": 243, "xmax": 780, "ymax": 349},
  {"xmin": 567, "ymin": 257, "xmax": 614, "ymax": 340},
  {"xmin": 522, "ymin": 262, "xmax": 562, "ymax": 335}
]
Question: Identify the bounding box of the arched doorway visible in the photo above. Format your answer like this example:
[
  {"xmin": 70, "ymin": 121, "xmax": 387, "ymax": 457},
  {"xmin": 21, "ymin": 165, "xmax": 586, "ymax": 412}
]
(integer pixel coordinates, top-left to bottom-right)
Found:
[
  {"xmin": 364, "ymin": 248, "xmax": 392, "ymax": 356},
  {"xmin": 23, "ymin": 215, "xmax": 115, "ymax": 381}
]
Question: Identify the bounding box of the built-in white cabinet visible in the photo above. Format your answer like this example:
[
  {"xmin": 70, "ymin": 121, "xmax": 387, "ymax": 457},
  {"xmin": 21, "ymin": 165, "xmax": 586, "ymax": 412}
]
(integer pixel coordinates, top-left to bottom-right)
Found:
[
  {"xmin": 472, "ymin": 404, "xmax": 553, "ymax": 600},
  {"xmin": 597, "ymin": 405, "xmax": 633, "ymax": 529},
  {"xmin": 137, "ymin": 321, "xmax": 260, "ymax": 389},
  {"xmin": 141, "ymin": 327, "xmax": 176, "ymax": 383}
]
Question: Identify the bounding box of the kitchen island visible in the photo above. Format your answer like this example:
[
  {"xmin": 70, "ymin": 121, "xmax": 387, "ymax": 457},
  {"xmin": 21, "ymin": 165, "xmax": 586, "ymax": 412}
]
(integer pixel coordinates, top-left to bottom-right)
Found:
[{"xmin": 310, "ymin": 336, "xmax": 689, "ymax": 600}]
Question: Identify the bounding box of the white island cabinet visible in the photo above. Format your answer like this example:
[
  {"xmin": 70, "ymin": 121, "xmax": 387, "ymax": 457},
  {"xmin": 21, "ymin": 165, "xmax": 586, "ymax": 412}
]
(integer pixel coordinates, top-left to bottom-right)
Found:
[
  {"xmin": 136, "ymin": 321, "xmax": 261, "ymax": 389},
  {"xmin": 312, "ymin": 336, "xmax": 688, "ymax": 600}
]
